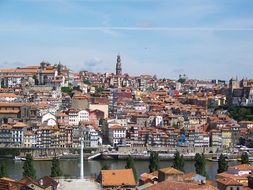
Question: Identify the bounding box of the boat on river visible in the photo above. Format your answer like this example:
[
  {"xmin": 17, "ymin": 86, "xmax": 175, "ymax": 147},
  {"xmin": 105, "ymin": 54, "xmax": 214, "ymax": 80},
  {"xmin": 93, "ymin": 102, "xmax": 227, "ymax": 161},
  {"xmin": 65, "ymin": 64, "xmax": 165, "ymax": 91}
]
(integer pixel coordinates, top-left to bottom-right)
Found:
[
  {"xmin": 14, "ymin": 156, "xmax": 26, "ymax": 161},
  {"xmin": 33, "ymin": 156, "xmax": 55, "ymax": 161},
  {"xmin": 207, "ymin": 156, "xmax": 237, "ymax": 162}
]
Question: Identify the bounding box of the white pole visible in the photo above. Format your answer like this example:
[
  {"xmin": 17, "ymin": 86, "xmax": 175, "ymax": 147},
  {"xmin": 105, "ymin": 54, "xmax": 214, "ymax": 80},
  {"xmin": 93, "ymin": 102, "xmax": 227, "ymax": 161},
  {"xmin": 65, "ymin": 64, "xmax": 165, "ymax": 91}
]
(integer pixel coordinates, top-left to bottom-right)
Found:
[{"xmin": 80, "ymin": 138, "xmax": 84, "ymax": 179}]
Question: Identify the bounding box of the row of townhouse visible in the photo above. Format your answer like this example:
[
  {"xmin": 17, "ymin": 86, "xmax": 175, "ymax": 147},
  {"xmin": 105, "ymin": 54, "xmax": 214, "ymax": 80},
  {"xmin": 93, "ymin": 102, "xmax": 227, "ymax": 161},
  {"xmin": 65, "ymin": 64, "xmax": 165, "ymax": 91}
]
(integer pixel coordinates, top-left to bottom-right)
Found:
[
  {"xmin": 0, "ymin": 122, "xmax": 27, "ymax": 147},
  {"xmin": 41, "ymin": 108, "xmax": 104, "ymax": 127},
  {"xmin": 0, "ymin": 121, "xmax": 102, "ymax": 148},
  {"xmin": 35, "ymin": 123, "xmax": 102, "ymax": 148},
  {"xmin": 124, "ymin": 124, "xmax": 247, "ymax": 148}
]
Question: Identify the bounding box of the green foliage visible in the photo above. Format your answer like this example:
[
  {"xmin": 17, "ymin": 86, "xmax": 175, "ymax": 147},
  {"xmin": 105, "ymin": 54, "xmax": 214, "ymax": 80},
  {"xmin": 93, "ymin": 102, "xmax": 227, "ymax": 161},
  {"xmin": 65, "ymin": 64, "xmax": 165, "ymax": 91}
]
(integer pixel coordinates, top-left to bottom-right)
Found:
[
  {"xmin": 228, "ymin": 106, "xmax": 253, "ymax": 121},
  {"xmin": 144, "ymin": 134, "xmax": 149, "ymax": 147},
  {"xmin": 23, "ymin": 154, "xmax": 36, "ymax": 179},
  {"xmin": 101, "ymin": 164, "xmax": 109, "ymax": 170},
  {"xmin": 0, "ymin": 148, "xmax": 20, "ymax": 156},
  {"xmin": 172, "ymin": 122, "xmax": 179, "ymax": 129},
  {"xmin": 125, "ymin": 155, "xmax": 137, "ymax": 180},
  {"xmin": 239, "ymin": 137, "xmax": 246, "ymax": 146},
  {"xmin": 248, "ymin": 141, "xmax": 253, "ymax": 148},
  {"xmin": 99, "ymin": 119, "xmax": 106, "ymax": 127},
  {"xmin": 172, "ymin": 151, "xmax": 184, "ymax": 172},
  {"xmin": 178, "ymin": 78, "xmax": 186, "ymax": 84},
  {"xmin": 217, "ymin": 154, "xmax": 228, "ymax": 173},
  {"xmin": 95, "ymin": 86, "xmax": 104, "ymax": 96},
  {"xmin": 149, "ymin": 152, "xmax": 159, "ymax": 173},
  {"xmin": 83, "ymin": 79, "xmax": 91, "ymax": 85},
  {"xmin": 51, "ymin": 157, "xmax": 62, "ymax": 177},
  {"xmin": 194, "ymin": 153, "xmax": 207, "ymax": 177},
  {"xmin": 32, "ymin": 75, "xmax": 39, "ymax": 85},
  {"xmin": 61, "ymin": 87, "xmax": 73, "ymax": 96},
  {"xmin": 0, "ymin": 163, "xmax": 8, "ymax": 178},
  {"xmin": 241, "ymin": 152, "xmax": 249, "ymax": 164}
]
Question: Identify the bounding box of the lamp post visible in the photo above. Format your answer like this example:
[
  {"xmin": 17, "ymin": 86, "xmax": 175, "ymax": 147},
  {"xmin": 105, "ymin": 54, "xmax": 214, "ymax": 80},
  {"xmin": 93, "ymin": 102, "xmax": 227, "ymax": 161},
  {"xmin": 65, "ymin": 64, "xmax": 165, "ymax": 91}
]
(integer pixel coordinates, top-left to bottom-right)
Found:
[{"xmin": 80, "ymin": 137, "xmax": 84, "ymax": 179}]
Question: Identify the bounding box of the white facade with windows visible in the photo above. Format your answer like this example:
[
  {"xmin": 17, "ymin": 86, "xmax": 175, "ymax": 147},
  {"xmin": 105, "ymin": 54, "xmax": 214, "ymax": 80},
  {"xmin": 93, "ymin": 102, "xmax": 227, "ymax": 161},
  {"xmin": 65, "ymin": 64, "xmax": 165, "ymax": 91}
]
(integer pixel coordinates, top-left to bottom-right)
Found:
[
  {"xmin": 82, "ymin": 125, "xmax": 102, "ymax": 148},
  {"xmin": 69, "ymin": 109, "xmax": 89, "ymax": 126},
  {"xmin": 108, "ymin": 125, "xmax": 126, "ymax": 146},
  {"xmin": 42, "ymin": 113, "xmax": 57, "ymax": 126}
]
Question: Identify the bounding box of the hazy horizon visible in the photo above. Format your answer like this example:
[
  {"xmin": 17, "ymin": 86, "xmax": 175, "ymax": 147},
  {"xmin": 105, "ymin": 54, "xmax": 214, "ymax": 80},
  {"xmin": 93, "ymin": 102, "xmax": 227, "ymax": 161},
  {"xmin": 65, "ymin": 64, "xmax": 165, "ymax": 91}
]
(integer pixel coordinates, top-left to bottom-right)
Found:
[{"xmin": 0, "ymin": 0, "xmax": 253, "ymax": 80}]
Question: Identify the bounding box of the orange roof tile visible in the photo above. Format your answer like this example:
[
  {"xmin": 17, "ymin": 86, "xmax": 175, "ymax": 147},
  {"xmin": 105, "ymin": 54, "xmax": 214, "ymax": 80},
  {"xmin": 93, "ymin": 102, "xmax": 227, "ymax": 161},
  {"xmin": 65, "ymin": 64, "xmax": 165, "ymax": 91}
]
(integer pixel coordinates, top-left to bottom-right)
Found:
[
  {"xmin": 144, "ymin": 180, "xmax": 218, "ymax": 190},
  {"xmin": 228, "ymin": 164, "xmax": 253, "ymax": 171},
  {"xmin": 0, "ymin": 93, "xmax": 17, "ymax": 98},
  {"xmin": 216, "ymin": 177, "xmax": 242, "ymax": 186},
  {"xmin": 13, "ymin": 122, "xmax": 27, "ymax": 128},
  {"xmin": 109, "ymin": 125, "xmax": 125, "ymax": 129},
  {"xmin": 100, "ymin": 169, "xmax": 136, "ymax": 187},
  {"xmin": 159, "ymin": 167, "xmax": 184, "ymax": 175},
  {"xmin": 0, "ymin": 110, "xmax": 20, "ymax": 114}
]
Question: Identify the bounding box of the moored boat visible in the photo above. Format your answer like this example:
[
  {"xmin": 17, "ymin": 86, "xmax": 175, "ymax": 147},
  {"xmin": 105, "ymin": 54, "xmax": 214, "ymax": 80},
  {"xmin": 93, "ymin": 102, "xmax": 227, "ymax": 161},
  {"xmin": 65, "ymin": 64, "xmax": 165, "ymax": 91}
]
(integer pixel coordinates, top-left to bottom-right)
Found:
[{"xmin": 14, "ymin": 156, "xmax": 26, "ymax": 161}]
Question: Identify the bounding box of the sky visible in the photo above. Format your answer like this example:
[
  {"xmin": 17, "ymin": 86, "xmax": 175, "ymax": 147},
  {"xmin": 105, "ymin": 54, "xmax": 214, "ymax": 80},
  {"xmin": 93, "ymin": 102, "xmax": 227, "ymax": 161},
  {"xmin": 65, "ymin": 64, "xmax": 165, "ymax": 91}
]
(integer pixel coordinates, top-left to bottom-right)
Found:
[{"xmin": 0, "ymin": 0, "xmax": 253, "ymax": 80}]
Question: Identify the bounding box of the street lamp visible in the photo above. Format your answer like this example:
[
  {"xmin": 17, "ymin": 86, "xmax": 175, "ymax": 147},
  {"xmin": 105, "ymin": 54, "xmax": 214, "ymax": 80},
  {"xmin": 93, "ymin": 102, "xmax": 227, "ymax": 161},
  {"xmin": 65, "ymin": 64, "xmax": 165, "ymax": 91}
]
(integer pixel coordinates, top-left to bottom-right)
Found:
[{"xmin": 80, "ymin": 137, "xmax": 84, "ymax": 179}]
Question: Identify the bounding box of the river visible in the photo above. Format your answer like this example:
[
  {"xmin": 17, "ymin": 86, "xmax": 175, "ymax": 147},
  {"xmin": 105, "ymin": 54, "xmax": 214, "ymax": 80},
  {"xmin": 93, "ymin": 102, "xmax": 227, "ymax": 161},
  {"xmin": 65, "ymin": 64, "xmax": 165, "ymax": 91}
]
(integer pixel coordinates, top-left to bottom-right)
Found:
[{"xmin": 0, "ymin": 159, "xmax": 239, "ymax": 180}]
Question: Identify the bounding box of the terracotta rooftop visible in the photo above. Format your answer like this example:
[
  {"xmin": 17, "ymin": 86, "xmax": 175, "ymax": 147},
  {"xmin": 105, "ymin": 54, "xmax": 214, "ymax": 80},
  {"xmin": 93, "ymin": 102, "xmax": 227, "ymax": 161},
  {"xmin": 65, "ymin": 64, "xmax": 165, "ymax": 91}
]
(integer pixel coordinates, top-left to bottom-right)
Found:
[
  {"xmin": 144, "ymin": 180, "xmax": 218, "ymax": 190},
  {"xmin": 216, "ymin": 177, "xmax": 242, "ymax": 186},
  {"xmin": 159, "ymin": 167, "xmax": 184, "ymax": 175},
  {"xmin": 140, "ymin": 173, "xmax": 158, "ymax": 182},
  {"xmin": 0, "ymin": 110, "xmax": 20, "ymax": 114},
  {"xmin": 109, "ymin": 125, "xmax": 125, "ymax": 129},
  {"xmin": 0, "ymin": 93, "xmax": 17, "ymax": 98},
  {"xmin": 55, "ymin": 112, "xmax": 67, "ymax": 117},
  {"xmin": 228, "ymin": 164, "xmax": 253, "ymax": 171},
  {"xmin": 0, "ymin": 178, "xmax": 31, "ymax": 190},
  {"xmin": 38, "ymin": 176, "xmax": 58, "ymax": 189},
  {"xmin": 0, "ymin": 102, "xmax": 24, "ymax": 107},
  {"xmin": 19, "ymin": 177, "xmax": 41, "ymax": 188},
  {"xmin": 182, "ymin": 172, "xmax": 197, "ymax": 181},
  {"xmin": 0, "ymin": 124, "xmax": 12, "ymax": 129},
  {"xmin": 13, "ymin": 122, "xmax": 27, "ymax": 128},
  {"xmin": 100, "ymin": 169, "xmax": 136, "ymax": 187}
]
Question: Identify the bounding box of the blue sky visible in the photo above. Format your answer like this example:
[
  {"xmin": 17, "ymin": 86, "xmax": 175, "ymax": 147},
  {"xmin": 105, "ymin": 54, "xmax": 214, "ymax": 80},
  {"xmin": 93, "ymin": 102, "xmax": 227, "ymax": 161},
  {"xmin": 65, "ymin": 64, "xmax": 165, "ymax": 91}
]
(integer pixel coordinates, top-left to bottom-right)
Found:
[{"xmin": 0, "ymin": 0, "xmax": 253, "ymax": 79}]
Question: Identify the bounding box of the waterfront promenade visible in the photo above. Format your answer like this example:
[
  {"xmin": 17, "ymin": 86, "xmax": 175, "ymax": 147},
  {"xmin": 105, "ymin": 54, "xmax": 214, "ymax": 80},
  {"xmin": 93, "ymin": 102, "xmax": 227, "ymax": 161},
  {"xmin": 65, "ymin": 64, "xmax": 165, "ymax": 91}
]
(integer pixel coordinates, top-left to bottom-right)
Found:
[{"xmin": 58, "ymin": 178, "xmax": 101, "ymax": 190}]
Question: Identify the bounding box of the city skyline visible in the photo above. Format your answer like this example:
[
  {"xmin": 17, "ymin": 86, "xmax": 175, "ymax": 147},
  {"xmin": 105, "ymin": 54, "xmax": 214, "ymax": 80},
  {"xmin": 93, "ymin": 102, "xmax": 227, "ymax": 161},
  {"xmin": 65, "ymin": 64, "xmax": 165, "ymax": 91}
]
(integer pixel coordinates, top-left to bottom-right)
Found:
[{"xmin": 0, "ymin": 0, "xmax": 253, "ymax": 79}]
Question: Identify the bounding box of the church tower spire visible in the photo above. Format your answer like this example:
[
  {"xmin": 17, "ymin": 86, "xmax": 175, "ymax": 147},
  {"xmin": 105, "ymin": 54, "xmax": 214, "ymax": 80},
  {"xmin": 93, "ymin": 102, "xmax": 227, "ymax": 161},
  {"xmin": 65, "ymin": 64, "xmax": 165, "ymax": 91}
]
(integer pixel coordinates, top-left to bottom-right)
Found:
[{"xmin": 116, "ymin": 54, "xmax": 122, "ymax": 75}]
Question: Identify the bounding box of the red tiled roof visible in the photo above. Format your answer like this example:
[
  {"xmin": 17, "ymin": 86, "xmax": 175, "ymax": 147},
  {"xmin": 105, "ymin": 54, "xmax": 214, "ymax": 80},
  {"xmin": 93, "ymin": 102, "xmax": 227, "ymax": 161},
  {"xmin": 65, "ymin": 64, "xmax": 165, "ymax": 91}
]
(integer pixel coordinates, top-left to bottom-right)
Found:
[{"xmin": 100, "ymin": 169, "xmax": 136, "ymax": 187}]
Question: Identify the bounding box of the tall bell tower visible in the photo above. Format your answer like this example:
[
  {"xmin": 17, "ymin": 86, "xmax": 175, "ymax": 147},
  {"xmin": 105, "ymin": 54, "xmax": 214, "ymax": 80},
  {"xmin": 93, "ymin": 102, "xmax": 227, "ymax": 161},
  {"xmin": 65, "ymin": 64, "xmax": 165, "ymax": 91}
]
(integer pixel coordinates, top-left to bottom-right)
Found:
[{"xmin": 116, "ymin": 55, "xmax": 122, "ymax": 75}]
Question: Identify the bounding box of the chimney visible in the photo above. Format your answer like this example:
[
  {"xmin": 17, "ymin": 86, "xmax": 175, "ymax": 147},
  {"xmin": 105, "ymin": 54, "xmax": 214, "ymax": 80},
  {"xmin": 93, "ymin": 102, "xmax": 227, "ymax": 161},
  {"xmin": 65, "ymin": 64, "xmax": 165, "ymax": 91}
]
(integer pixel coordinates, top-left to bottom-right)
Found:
[{"xmin": 39, "ymin": 179, "xmax": 43, "ymax": 186}]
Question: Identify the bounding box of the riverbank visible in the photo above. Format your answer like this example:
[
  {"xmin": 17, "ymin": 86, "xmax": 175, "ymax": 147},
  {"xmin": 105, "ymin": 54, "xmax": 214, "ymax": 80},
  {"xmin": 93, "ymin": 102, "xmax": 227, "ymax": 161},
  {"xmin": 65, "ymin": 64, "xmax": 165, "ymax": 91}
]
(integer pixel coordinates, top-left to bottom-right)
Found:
[{"xmin": 1, "ymin": 158, "xmax": 222, "ymax": 180}]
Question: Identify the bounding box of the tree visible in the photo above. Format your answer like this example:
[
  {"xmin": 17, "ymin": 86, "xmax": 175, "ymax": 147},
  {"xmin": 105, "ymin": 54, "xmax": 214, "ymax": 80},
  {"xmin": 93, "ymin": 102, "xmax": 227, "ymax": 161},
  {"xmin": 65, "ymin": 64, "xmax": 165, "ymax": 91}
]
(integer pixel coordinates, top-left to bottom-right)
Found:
[
  {"xmin": 172, "ymin": 151, "xmax": 184, "ymax": 172},
  {"xmin": 125, "ymin": 155, "xmax": 137, "ymax": 179},
  {"xmin": 217, "ymin": 154, "xmax": 228, "ymax": 173},
  {"xmin": 32, "ymin": 75, "xmax": 39, "ymax": 85},
  {"xmin": 83, "ymin": 79, "xmax": 91, "ymax": 85},
  {"xmin": 101, "ymin": 164, "xmax": 110, "ymax": 170},
  {"xmin": 0, "ymin": 163, "xmax": 8, "ymax": 178},
  {"xmin": 178, "ymin": 78, "xmax": 186, "ymax": 84},
  {"xmin": 239, "ymin": 137, "xmax": 246, "ymax": 146},
  {"xmin": 94, "ymin": 86, "xmax": 104, "ymax": 96},
  {"xmin": 241, "ymin": 152, "xmax": 249, "ymax": 164},
  {"xmin": 144, "ymin": 134, "xmax": 149, "ymax": 147},
  {"xmin": 194, "ymin": 153, "xmax": 207, "ymax": 177},
  {"xmin": 23, "ymin": 154, "xmax": 36, "ymax": 179},
  {"xmin": 61, "ymin": 87, "xmax": 73, "ymax": 96},
  {"xmin": 51, "ymin": 157, "xmax": 62, "ymax": 177},
  {"xmin": 228, "ymin": 106, "xmax": 253, "ymax": 121},
  {"xmin": 149, "ymin": 151, "xmax": 159, "ymax": 173}
]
